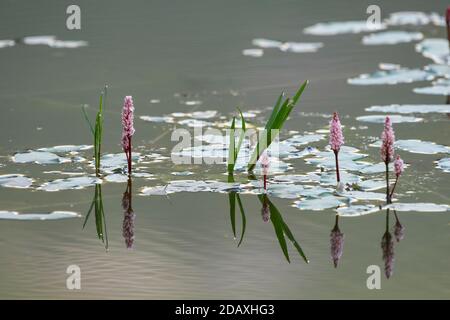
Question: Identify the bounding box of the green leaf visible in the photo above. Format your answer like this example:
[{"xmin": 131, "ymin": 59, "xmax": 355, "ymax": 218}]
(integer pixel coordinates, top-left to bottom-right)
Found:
[
  {"xmin": 228, "ymin": 192, "xmax": 236, "ymax": 238},
  {"xmin": 227, "ymin": 117, "xmax": 236, "ymax": 175},
  {"xmin": 81, "ymin": 106, "xmax": 95, "ymax": 136},
  {"xmin": 236, "ymin": 194, "xmax": 246, "ymax": 247}
]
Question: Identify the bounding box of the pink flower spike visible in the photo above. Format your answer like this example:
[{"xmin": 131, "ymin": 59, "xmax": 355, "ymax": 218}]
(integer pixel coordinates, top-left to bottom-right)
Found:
[
  {"xmin": 394, "ymin": 155, "xmax": 404, "ymax": 177},
  {"xmin": 329, "ymin": 112, "xmax": 344, "ymax": 153},
  {"xmin": 121, "ymin": 96, "xmax": 135, "ymax": 151},
  {"xmin": 380, "ymin": 116, "xmax": 395, "ymax": 164}
]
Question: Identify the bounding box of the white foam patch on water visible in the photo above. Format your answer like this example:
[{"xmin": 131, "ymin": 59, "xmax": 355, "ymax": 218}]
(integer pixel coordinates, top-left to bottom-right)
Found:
[
  {"xmin": 358, "ymin": 179, "xmax": 386, "ymax": 191},
  {"xmin": 0, "ymin": 210, "xmax": 81, "ymax": 220},
  {"xmin": 0, "ymin": 174, "xmax": 33, "ymax": 189},
  {"xmin": 279, "ymin": 42, "xmax": 323, "ymax": 53},
  {"xmin": 38, "ymin": 176, "xmax": 101, "ymax": 192},
  {"xmin": 436, "ymin": 158, "xmax": 450, "ymax": 172},
  {"xmin": 386, "ymin": 11, "xmax": 444, "ymax": 26},
  {"xmin": 140, "ymin": 116, "xmax": 175, "ymax": 123},
  {"xmin": 13, "ymin": 151, "xmax": 71, "ymax": 164},
  {"xmin": 252, "ymin": 38, "xmax": 283, "ymax": 48},
  {"xmin": 265, "ymin": 183, "xmax": 305, "ymax": 199},
  {"xmin": 366, "ymin": 104, "xmax": 450, "ymax": 114},
  {"xmin": 303, "ymin": 21, "xmax": 385, "ymax": 36},
  {"xmin": 343, "ymin": 191, "xmax": 387, "ymax": 201},
  {"xmin": 22, "ymin": 35, "xmax": 87, "ymax": 48},
  {"xmin": 337, "ymin": 204, "xmax": 380, "ymax": 217},
  {"xmin": 171, "ymin": 171, "xmax": 194, "ymax": 176},
  {"xmin": 362, "ymin": 31, "xmax": 423, "ymax": 45},
  {"xmin": 424, "ymin": 64, "xmax": 450, "ymax": 78},
  {"xmin": 359, "ymin": 162, "xmax": 394, "ymax": 174},
  {"xmin": 140, "ymin": 180, "xmax": 241, "ymax": 196},
  {"xmin": 386, "ymin": 203, "xmax": 450, "ymax": 212},
  {"xmin": 272, "ymin": 173, "xmax": 321, "ymax": 184},
  {"xmin": 177, "ymin": 119, "xmax": 214, "ymax": 127},
  {"xmin": 348, "ymin": 68, "xmax": 434, "ymax": 85},
  {"xmin": 415, "ymin": 39, "xmax": 449, "ymax": 64},
  {"xmin": 242, "ymin": 48, "xmax": 264, "ymax": 57},
  {"xmin": 100, "ymin": 153, "xmax": 142, "ymax": 174},
  {"xmin": 356, "ymin": 115, "xmax": 423, "ymax": 123},
  {"xmin": 37, "ymin": 145, "xmax": 92, "ymax": 153},
  {"xmin": 283, "ymin": 134, "xmax": 325, "ymax": 146},
  {"xmin": 294, "ymin": 195, "xmax": 344, "ymax": 211},
  {"xmin": 413, "ymin": 78, "xmax": 450, "ymax": 96},
  {"xmin": 0, "ymin": 39, "xmax": 15, "ymax": 48},
  {"xmin": 370, "ymin": 139, "xmax": 450, "ymax": 154},
  {"xmin": 319, "ymin": 171, "xmax": 361, "ymax": 186}
]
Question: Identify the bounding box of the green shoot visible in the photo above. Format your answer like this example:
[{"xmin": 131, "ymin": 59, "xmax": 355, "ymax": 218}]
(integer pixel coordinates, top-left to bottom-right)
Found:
[
  {"xmin": 248, "ymin": 80, "xmax": 308, "ymax": 172},
  {"xmin": 227, "ymin": 108, "xmax": 246, "ymax": 175}
]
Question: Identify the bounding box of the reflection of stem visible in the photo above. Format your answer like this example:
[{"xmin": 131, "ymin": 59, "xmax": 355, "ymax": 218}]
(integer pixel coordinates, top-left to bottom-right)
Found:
[
  {"xmin": 263, "ymin": 174, "xmax": 267, "ymax": 190},
  {"xmin": 84, "ymin": 184, "xmax": 108, "ymax": 250},
  {"xmin": 122, "ymin": 178, "xmax": 135, "ymax": 249},
  {"xmin": 334, "ymin": 150, "xmax": 340, "ymax": 183}
]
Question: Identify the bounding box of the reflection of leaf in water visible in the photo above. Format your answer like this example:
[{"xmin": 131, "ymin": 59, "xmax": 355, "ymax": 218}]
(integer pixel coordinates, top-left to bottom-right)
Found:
[
  {"xmin": 228, "ymin": 175, "xmax": 246, "ymax": 247},
  {"xmin": 83, "ymin": 183, "xmax": 108, "ymax": 249},
  {"xmin": 258, "ymin": 194, "xmax": 308, "ymax": 263}
]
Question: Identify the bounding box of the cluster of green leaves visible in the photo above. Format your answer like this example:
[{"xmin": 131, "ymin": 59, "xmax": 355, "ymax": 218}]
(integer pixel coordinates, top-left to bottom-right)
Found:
[
  {"xmin": 83, "ymin": 183, "xmax": 108, "ymax": 249},
  {"xmin": 82, "ymin": 85, "xmax": 108, "ymax": 177},
  {"xmin": 248, "ymin": 80, "xmax": 308, "ymax": 172},
  {"xmin": 227, "ymin": 108, "xmax": 246, "ymax": 176}
]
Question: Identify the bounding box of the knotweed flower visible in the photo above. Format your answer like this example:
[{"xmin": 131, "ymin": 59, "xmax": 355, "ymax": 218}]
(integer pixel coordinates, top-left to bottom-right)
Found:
[
  {"xmin": 260, "ymin": 152, "xmax": 270, "ymax": 190},
  {"xmin": 380, "ymin": 116, "xmax": 395, "ymax": 164},
  {"xmin": 394, "ymin": 155, "xmax": 404, "ymax": 178},
  {"xmin": 394, "ymin": 219, "xmax": 404, "ymax": 243},
  {"xmin": 329, "ymin": 112, "xmax": 344, "ymax": 184},
  {"xmin": 121, "ymin": 96, "xmax": 135, "ymax": 175},
  {"xmin": 380, "ymin": 116, "xmax": 395, "ymax": 203},
  {"xmin": 330, "ymin": 216, "xmax": 344, "ymax": 268}
]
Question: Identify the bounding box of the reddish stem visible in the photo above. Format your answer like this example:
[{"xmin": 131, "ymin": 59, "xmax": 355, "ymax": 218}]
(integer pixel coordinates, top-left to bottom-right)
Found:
[
  {"xmin": 127, "ymin": 137, "xmax": 132, "ymax": 176},
  {"xmin": 263, "ymin": 174, "xmax": 267, "ymax": 190},
  {"xmin": 334, "ymin": 150, "xmax": 340, "ymax": 183}
]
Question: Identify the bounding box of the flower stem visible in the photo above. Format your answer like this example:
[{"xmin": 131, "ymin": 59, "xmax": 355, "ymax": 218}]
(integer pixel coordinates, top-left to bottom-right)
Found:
[
  {"xmin": 334, "ymin": 150, "xmax": 340, "ymax": 183},
  {"xmin": 127, "ymin": 137, "xmax": 132, "ymax": 176},
  {"xmin": 385, "ymin": 162, "xmax": 391, "ymax": 204},
  {"xmin": 263, "ymin": 174, "xmax": 267, "ymax": 190},
  {"xmin": 389, "ymin": 176, "xmax": 399, "ymax": 199}
]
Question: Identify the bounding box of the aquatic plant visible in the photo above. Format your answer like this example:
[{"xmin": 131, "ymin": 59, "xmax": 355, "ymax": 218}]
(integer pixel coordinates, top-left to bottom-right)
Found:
[
  {"xmin": 330, "ymin": 215, "xmax": 344, "ymax": 268},
  {"xmin": 121, "ymin": 96, "xmax": 135, "ymax": 176},
  {"xmin": 227, "ymin": 108, "xmax": 246, "ymax": 176},
  {"xmin": 393, "ymin": 210, "xmax": 404, "ymax": 243},
  {"xmin": 380, "ymin": 116, "xmax": 395, "ymax": 203},
  {"xmin": 329, "ymin": 112, "xmax": 344, "ymax": 186},
  {"xmin": 247, "ymin": 80, "xmax": 308, "ymax": 172},
  {"xmin": 390, "ymin": 155, "xmax": 404, "ymax": 198},
  {"xmin": 259, "ymin": 151, "xmax": 270, "ymax": 190},
  {"xmin": 122, "ymin": 178, "xmax": 135, "ymax": 249},
  {"xmin": 83, "ymin": 183, "xmax": 108, "ymax": 249},
  {"xmin": 258, "ymin": 194, "xmax": 308, "ymax": 263},
  {"xmin": 82, "ymin": 85, "xmax": 107, "ymax": 177},
  {"xmin": 228, "ymin": 190, "xmax": 246, "ymax": 247}
]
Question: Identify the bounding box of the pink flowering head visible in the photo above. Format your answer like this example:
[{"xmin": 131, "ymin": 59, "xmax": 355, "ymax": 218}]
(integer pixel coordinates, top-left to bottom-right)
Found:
[
  {"xmin": 381, "ymin": 231, "xmax": 395, "ymax": 278},
  {"xmin": 380, "ymin": 116, "xmax": 395, "ymax": 163},
  {"xmin": 446, "ymin": 6, "xmax": 450, "ymax": 25},
  {"xmin": 121, "ymin": 96, "xmax": 135, "ymax": 151},
  {"xmin": 261, "ymin": 201, "xmax": 270, "ymax": 223},
  {"xmin": 260, "ymin": 152, "xmax": 270, "ymax": 176},
  {"xmin": 394, "ymin": 155, "xmax": 404, "ymax": 177},
  {"xmin": 330, "ymin": 225, "xmax": 344, "ymax": 268},
  {"xmin": 329, "ymin": 112, "xmax": 344, "ymax": 153}
]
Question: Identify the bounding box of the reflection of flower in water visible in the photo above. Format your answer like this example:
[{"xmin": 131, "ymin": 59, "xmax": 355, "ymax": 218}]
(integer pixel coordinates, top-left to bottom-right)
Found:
[
  {"xmin": 122, "ymin": 179, "xmax": 135, "ymax": 249},
  {"xmin": 261, "ymin": 198, "xmax": 270, "ymax": 222},
  {"xmin": 381, "ymin": 230, "xmax": 395, "ymax": 278},
  {"xmin": 393, "ymin": 211, "xmax": 405, "ymax": 243},
  {"xmin": 330, "ymin": 216, "xmax": 344, "ymax": 268}
]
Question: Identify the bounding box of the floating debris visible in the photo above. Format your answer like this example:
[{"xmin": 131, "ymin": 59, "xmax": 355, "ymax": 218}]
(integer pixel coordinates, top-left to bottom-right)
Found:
[
  {"xmin": 348, "ymin": 67, "xmax": 434, "ymax": 85},
  {"xmin": 337, "ymin": 204, "xmax": 380, "ymax": 217},
  {"xmin": 242, "ymin": 48, "xmax": 264, "ymax": 57},
  {"xmin": 371, "ymin": 139, "xmax": 450, "ymax": 154},
  {"xmin": 37, "ymin": 145, "xmax": 92, "ymax": 153},
  {"xmin": 38, "ymin": 176, "xmax": 101, "ymax": 192},
  {"xmin": 0, "ymin": 39, "xmax": 15, "ymax": 48},
  {"xmin": 413, "ymin": 78, "xmax": 450, "ymax": 96},
  {"xmin": 13, "ymin": 151, "xmax": 71, "ymax": 164},
  {"xmin": 386, "ymin": 203, "xmax": 450, "ymax": 212},
  {"xmin": 140, "ymin": 115, "xmax": 175, "ymax": 123},
  {"xmin": 362, "ymin": 31, "xmax": 423, "ymax": 45},
  {"xmin": 436, "ymin": 158, "xmax": 450, "ymax": 172},
  {"xmin": 385, "ymin": 11, "xmax": 444, "ymax": 26},
  {"xmin": 366, "ymin": 104, "xmax": 450, "ymax": 114},
  {"xmin": 304, "ymin": 21, "xmax": 385, "ymax": 36},
  {"xmin": 0, "ymin": 210, "xmax": 81, "ymax": 220},
  {"xmin": 22, "ymin": 35, "xmax": 87, "ymax": 48},
  {"xmin": 294, "ymin": 195, "xmax": 344, "ymax": 211},
  {"xmin": 0, "ymin": 174, "xmax": 33, "ymax": 189},
  {"xmin": 356, "ymin": 115, "xmax": 423, "ymax": 123},
  {"xmin": 415, "ymin": 39, "xmax": 449, "ymax": 64}
]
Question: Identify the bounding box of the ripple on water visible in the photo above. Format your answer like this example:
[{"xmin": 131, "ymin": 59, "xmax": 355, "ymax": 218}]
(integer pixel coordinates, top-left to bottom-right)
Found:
[
  {"xmin": 386, "ymin": 203, "xmax": 450, "ymax": 212},
  {"xmin": 356, "ymin": 115, "xmax": 424, "ymax": 123},
  {"xmin": 385, "ymin": 11, "xmax": 444, "ymax": 26},
  {"xmin": 413, "ymin": 78, "xmax": 450, "ymax": 96},
  {"xmin": 415, "ymin": 38, "xmax": 449, "ymax": 64},
  {"xmin": 0, "ymin": 210, "xmax": 80, "ymax": 220},
  {"xmin": 371, "ymin": 139, "xmax": 450, "ymax": 154},
  {"xmin": 436, "ymin": 158, "xmax": 450, "ymax": 173}
]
